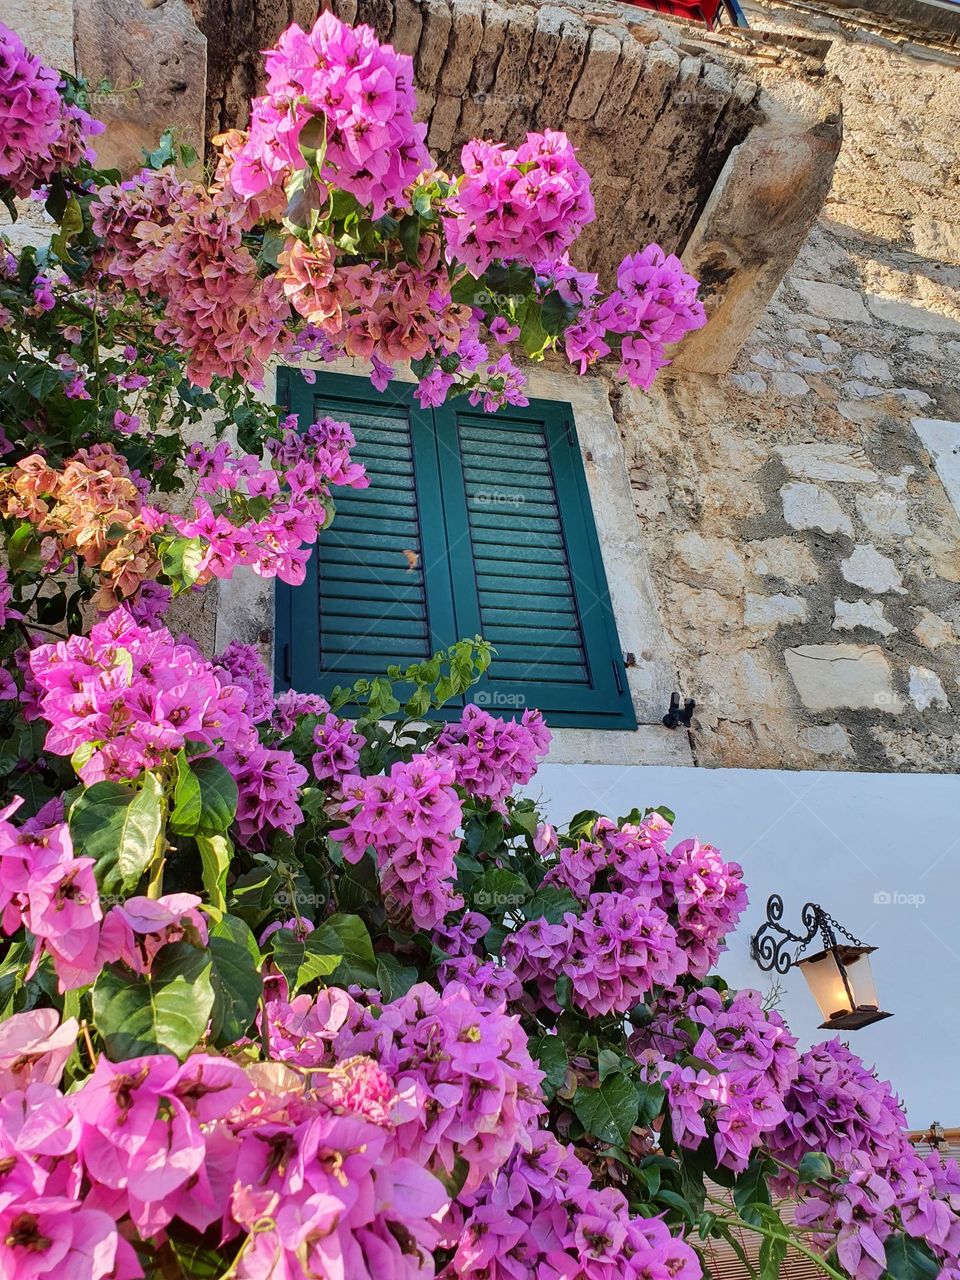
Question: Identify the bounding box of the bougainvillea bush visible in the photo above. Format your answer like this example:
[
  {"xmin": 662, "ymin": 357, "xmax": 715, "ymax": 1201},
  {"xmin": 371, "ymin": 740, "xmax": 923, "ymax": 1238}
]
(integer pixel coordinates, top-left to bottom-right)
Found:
[{"xmin": 0, "ymin": 17, "xmax": 956, "ymax": 1280}]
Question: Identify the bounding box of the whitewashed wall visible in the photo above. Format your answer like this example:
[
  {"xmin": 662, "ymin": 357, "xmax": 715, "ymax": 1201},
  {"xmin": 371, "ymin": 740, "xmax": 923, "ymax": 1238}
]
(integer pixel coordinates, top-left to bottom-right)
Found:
[{"xmin": 535, "ymin": 763, "xmax": 960, "ymax": 1128}]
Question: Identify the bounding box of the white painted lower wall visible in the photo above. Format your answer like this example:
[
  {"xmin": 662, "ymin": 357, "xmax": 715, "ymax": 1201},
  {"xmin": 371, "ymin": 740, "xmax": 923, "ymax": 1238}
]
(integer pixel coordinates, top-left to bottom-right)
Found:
[{"xmin": 535, "ymin": 762, "xmax": 960, "ymax": 1128}]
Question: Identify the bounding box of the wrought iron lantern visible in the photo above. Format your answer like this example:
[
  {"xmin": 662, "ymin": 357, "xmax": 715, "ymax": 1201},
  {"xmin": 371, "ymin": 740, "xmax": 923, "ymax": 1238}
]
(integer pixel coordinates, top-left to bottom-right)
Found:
[{"xmin": 750, "ymin": 895, "xmax": 892, "ymax": 1031}]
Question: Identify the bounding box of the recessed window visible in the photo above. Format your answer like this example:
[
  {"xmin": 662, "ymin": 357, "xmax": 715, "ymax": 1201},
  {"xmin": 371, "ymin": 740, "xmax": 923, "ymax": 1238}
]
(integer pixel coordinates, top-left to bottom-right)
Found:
[{"xmin": 275, "ymin": 370, "xmax": 635, "ymax": 729}]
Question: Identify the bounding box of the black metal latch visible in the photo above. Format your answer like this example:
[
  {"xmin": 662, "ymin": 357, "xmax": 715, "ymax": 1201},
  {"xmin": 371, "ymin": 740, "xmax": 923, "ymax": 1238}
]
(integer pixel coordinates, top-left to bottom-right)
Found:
[{"xmin": 662, "ymin": 692, "xmax": 695, "ymax": 729}]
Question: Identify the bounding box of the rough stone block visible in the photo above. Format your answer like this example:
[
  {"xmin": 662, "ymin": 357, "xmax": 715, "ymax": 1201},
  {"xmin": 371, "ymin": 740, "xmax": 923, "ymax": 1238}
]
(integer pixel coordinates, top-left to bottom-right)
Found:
[
  {"xmin": 744, "ymin": 592, "xmax": 808, "ymax": 628},
  {"xmin": 567, "ymin": 27, "xmax": 621, "ymax": 120},
  {"xmin": 785, "ymin": 645, "xmax": 902, "ymax": 713},
  {"xmin": 798, "ymin": 724, "xmax": 854, "ymax": 757},
  {"xmin": 792, "ymin": 278, "xmax": 871, "ymax": 325},
  {"xmin": 775, "ymin": 444, "xmax": 879, "ymax": 485},
  {"xmin": 855, "ymin": 491, "xmax": 911, "ymax": 539},
  {"xmin": 908, "ymin": 665, "xmax": 949, "ymax": 711},
  {"xmin": 840, "ymin": 544, "xmax": 905, "ymax": 594},
  {"xmin": 833, "ymin": 599, "xmax": 896, "ymax": 636},
  {"xmin": 781, "ymin": 482, "xmax": 852, "ymax": 536},
  {"xmin": 867, "ymin": 295, "xmax": 960, "ymax": 335}
]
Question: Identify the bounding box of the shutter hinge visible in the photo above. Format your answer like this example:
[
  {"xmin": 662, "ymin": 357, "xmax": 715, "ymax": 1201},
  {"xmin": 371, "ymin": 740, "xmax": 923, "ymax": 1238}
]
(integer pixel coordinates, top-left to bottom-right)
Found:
[
  {"xmin": 282, "ymin": 642, "xmax": 291, "ymax": 684},
  {"xmin": 612, "ymin": 659, "xmax": 624, "ymax": 695}
]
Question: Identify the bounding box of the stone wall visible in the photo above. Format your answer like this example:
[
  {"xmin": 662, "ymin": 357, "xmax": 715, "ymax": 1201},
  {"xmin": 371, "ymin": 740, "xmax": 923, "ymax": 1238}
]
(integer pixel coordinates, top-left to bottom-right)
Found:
[{"xmin": 618, "ymin": 0, "xmax": 960, "ymax": 771}]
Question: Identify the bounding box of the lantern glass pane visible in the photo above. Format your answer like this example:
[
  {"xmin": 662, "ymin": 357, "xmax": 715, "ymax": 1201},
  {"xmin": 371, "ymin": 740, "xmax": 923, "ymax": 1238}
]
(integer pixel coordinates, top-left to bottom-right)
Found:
[
  {"xmin": 798, "ymin": 950, "xmax": 853, "ymax": 1022},
  {"xmin": 843, "ymin": 949, "xmax": 879, "ymax": 1009}
]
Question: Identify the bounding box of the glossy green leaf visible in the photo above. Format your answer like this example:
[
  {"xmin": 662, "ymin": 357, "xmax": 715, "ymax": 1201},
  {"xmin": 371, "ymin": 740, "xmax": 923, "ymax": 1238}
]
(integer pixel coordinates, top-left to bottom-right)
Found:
[
  {"xmin": 529, "ymin": 1033, "xmax": 568, "ymax": 1101},
  {"xmin": 884, "ymin": 1234, "xmax": 940, "ymax": 1280},
  {"xmin": 170, "ymin": 752, "xmax": 238, "ymax": 837},
  {"xmin": 208, "ymin": 915, "xmax": 262, "ymax": 1046},
  {"xmin": 92, "ymin": 942, "xmax": 214, "ymax": 1060},
  {"xmin": 197, "ymin": 833, "xmax": 232, "ymax": 913},
  {"xmin": 573, "ymin": 1075, "xmax": 639, "ymax": 1147},
  {"xmin": 69, "ymin": 772, "xmax": 164, "ymax": 894}
]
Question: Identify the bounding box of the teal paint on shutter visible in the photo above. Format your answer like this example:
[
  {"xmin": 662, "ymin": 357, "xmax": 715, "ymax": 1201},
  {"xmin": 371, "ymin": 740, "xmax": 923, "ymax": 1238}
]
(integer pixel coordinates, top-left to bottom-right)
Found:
[
  {"xmin": 433, "ymin": 399, "xmax": 636, "ymax": 728},
  {"xmin": 276, "ymin": 371, "xmax": 460, "ymax": 700},
  {"xmin": 276, "ymin": 370, "xmax": 635, "ymax": 729}
]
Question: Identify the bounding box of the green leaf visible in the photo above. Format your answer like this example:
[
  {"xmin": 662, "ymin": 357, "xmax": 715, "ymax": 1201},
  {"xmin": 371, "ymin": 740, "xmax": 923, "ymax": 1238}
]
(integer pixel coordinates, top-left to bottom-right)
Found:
[
  {"xmin": 270, "ymin": 918, "xmax": 374, "ymax": 994},
  {"xmin": 92, "ymin": 941, "xmax": 214, "ymax": 1060},
  {"xmin": 69, "ymin": 772, "xmax": 164, "ymax": 894},
  {"xmin": 7, "ymin": 522, "xmax": 43, "ymax": 575},
  {"xmin": 317, "ymin": 913, "xmax": 377, "ymax": 987},
  {"xmin": 169, "ymin": 1229, "xmax": 243, "ymax": 1279},
  {"xmin": 471, "ymin": 867, "xmax": 531, "ymax": 914},
  {"xmin": 598, "ymin": 1048, "xmax": 621, "ymax": 1082},
  {"xmin": 51, "ymin": 193, "xmax": 84, "ymax": 261},
  {"xmin": 797, "ymin": 1151, "xmax": 834, "ymax": 1184},
  {"xmin": 208, "ymin": 915, "xmax": 262, "ymax": 1046},
  {"xmin": 397, "ymin": 215, "xmax": 421, "ymax": 261},
  {"xmin": 758, "ymin": 1232, "xmax": 787, "ymax": 1280},
  {"xmin": 160, "ymin": 536, "xmax": 205, "ymax": 590},
  {"xmin": 567, "ymin": 809, "xmax": 599, "ymax": 838},
  {"xmin": 169, "ymin": 752, "xmax": 238, "ymax": 837},
  {"xmin": 884, "ymin": 1234, "xmax": 940, "ymax": 1280},
  {"xmin": 376, "ymin": 954, "xmax": 419, "ymax": 1001},
  {"xmin": 733, "ymin": 1157, "xmax": 774, "ymax": 1226},
  {"xmin": 463, "ymin": 811, "xmax": 505, "ymax": 857},
  {"xmin": 197, "ymin": 834, "xmax": 232, "ymax": 912},
  {"xmin": 555, "ymin": 974, "xmax": 572, "ymax": 1010},
  {"xmin": 529, "ymin": 1033, "xmax": 568, "ymax": 1101},
  {"xmin": 573, "ymin": 1075, "xmax": 639, "ymax": 1146},
  {"xmin": 522, "ymin": 886, "xmax": 579, "ymax": 924},
  {"xmin": 635, "ymin": 1079, "xmax": 666, "ymax": 1125}
]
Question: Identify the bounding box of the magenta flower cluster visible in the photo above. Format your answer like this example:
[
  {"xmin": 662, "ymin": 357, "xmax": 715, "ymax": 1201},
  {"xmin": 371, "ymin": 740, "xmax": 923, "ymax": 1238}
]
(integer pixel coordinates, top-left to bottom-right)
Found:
[
  {"xmin": 311, "ymin": 711, "xmax": 366, "ymax": 788},
  {"xmin": 230, "ymin": 13, "xmax": 430, "ymax": 218},
  {"xmin": 27, "ymin": 609, "xmax": 249, "ymax": 784},
  {"xmin": 443, "ymin": 132, "xmax": 595, "ymax": 276},
  {"xmin": 213, "ymin": 640, "xmax": 274, "ymax": 723},
  {"xmin": 0, "ymin": 23, "xmax": 102, "ymax": 199},
  {"xmin": 0, "ymin": 1034, "xmax": 446, "ymax": 1280},
  {"xmin": 447, "ymin": 1129, "xmax": 702, "ymax": 1280},
  {"xmin": 562, "ymin": 245, "xmax": 707, "ymax": 389},
  {"xmin": 0, "ymin": 799, "xmax": 101, "ymax": 992},
  {"xmin": 335, "ymin": 981, "xmax": 546, "ymax": 1195},
  {"xmin": 178, "ymin": 415, "xmax": 368, "ymax": 587},
  {"xmin": 502, "ymin": 891, "xmax": 685, "ymax": 1020},
  {"xmin": 0, "ymin": 796, "xmax": 212, "ymax": 993},
  {"xmin": 433, "ymin": 704, "xmax": 552, "ymax": 806},
  {"xmin": 544, "ymin": 812, "xmax": 748, "ymax": 976},
  {"xmin": 768, "ymin": 1040, "xmax": 960, "ymax": 1280},
  {"xmin": 217, "ymin": 733, "xmax": 309, "ymax": 850},
  {"xmin": 648, "ymin": 987, "xmax": 798, "ymax": 1173},
  {"xmin": 334, "ymin": 753, "xmax": 464, "ymax": 929}
]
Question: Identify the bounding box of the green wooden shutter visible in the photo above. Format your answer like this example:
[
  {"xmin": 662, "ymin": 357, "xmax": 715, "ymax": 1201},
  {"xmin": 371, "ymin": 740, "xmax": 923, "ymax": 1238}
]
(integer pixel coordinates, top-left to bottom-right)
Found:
[
  {"xmin": 434, "ymin": 399, "xmax": 636, "ymax": 728},
  {"xmin": 276, "ymin": 370, "xmax": 459, "ymax": 696},
  {"xmin": 275, "ymin": 370, "xmax": 635, "ymax": 729}
]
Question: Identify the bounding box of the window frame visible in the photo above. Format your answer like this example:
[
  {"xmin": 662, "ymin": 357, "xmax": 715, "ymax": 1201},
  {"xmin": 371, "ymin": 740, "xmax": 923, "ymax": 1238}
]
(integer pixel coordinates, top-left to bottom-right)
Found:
[{"xmin": 275, "ymin": 368, "xmax": 637, "ymax": 730}]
